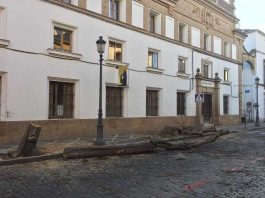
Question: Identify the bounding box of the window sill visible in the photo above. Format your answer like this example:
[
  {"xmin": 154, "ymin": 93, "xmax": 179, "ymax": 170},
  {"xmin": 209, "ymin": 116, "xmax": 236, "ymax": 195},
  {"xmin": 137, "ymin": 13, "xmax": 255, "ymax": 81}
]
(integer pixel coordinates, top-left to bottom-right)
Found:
[
  {"xmin": 223, "ymin": 81, "xmax": 232, "ymax": 85},
  {"xmin": 47, "ymin": 48, "xmax": 82, "ymax": 60},
  {"xmin": 146, "ymin": 67, "xmax": 164, "ymax": 74},
  {"xmin": 106, "ymin": 82, "xmax": 129, "ymax": 88},
  {"xmin": 0, "ymin": 39, "xmax": 10, "ymax": 47},
  {"xmin": 177, "ymin": 72, "xmax": 190, "ymax": 79},
  {"xmin": 105, "ymin": 59, "xmax": 129, "ymax": 67}
]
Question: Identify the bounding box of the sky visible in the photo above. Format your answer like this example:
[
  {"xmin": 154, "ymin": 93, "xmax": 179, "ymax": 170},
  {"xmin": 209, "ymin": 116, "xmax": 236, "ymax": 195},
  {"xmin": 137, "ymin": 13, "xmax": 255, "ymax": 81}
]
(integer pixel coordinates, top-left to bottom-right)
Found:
[{"xmin": 235, "ymin": 0, "xmax": 265, "ymax": 32}]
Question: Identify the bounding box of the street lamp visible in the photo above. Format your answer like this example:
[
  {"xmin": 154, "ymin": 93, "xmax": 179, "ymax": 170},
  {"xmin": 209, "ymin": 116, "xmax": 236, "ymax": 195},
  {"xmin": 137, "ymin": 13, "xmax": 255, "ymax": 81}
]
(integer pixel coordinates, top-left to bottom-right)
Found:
[
  {"xmin": 255, "ymin": 77, "xmax": 260, "ymax": 127},
  {"xmin": 95, "ymin": 36, "xmax": 106, "ymax": 145}
]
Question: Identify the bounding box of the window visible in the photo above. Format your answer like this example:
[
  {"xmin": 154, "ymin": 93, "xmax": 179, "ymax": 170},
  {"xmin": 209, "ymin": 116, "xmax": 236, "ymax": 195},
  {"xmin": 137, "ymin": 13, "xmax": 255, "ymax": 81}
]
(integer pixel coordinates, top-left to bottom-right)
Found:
[
  {"xmin": 54, "ymin": 27, "xmax": 72, "ymax": 52},
  {"xmin": 204, "ymin": 33, "xmax": 211, "ymax": 51},
  {"xmin": 110, "ymin": 0, "xmax": 120, "ymax": 20},
  {"xmin": 109, "ymin": 41, "xmax": 122, "ymax": 62},
  {"xmin": 49, "ymin": 81, "xmax": 74, "ymax": 119},
  {"xmin": 148, "ymin": 51, "xmax": 159, "ymax": 69},
  {"xmin": 203, "ymin": 64, "xmax": 209, "ymax": 78},
  {"xmin": 177, "ymin": 92, "xmax": 186, "ymax": 115},
  {"xmin": 223, "ymin": 96, "xmax": 229, "ymax": 115},
  {"xmin": 191, "ymin": 27, "xmax": 200, "ymax": 47},
  {"xmin": 213, "ymin": 36, "xmax": 222, "ymax": 55},
  {"xmin": 178, "ymin": 58, "xmax": 186, "ymax": 73},
  {"xmin": 132, "ymin": 1, "xmax": 144, "ymax": 28},
  {"xmin": 148, "ymin": 51, "xmax": 158, "ymax": 68},
  {"xmin": 106, "ymin": 87, "xmax": 123, "ymax": 117},
  {"xmin": 224, "ymin": 69, "xmax": 229, "ymax": 82},
  {"xmin": 149, "ymin": 10, "xmax": 161, "ymax": 34},
  {"xmin": 224, "ymin": 42, "xmax": 230, "ymax": 57},
  {"xmin": 232, "ymin": 44, "xmax": 237, "ymax": 60},
  {"xmin": 146, "ymin": 90, "xmax": 159, "ymax": 116},
  {"xmin": 179, "ymin": 22, "xmax": 188, "ymax": 43}
]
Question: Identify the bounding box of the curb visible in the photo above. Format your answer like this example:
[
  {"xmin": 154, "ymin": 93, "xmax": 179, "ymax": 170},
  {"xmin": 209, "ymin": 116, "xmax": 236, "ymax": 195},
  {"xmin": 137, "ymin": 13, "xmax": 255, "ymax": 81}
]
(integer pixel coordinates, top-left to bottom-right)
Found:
[
  {"xmin": 0, "ymin": 153, "xmax": 63, "ymax": 166},
  {"xmin": 249, "ymin": 127, "xmax": 265, "ymax": 131}
]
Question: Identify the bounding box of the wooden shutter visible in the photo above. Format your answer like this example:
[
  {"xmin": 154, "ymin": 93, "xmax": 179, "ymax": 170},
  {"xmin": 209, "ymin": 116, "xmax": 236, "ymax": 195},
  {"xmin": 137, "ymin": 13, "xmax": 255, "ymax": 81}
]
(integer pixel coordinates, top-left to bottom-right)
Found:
[
  {"xmin": 146, "ymin": 90, "xmax": 158, "ymax": 116},
  {"xmin": 106, "ymin": 87, "xmax": 123, "ymax": 117}
]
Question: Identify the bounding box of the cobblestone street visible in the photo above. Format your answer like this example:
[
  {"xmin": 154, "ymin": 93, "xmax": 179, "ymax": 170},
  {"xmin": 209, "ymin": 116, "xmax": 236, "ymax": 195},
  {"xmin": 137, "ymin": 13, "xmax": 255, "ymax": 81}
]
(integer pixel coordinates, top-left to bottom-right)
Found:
[{"xmin": 1, "ymin": 128, "xmax": 265, "ymax": 198}]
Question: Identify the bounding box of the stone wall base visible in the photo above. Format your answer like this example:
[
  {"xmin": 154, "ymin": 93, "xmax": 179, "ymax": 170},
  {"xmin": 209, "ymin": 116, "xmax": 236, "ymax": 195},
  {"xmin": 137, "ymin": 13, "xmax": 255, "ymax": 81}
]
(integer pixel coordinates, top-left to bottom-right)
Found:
[
  {"xmin": 0, "ymin": 116, "xmax": 196, "ymax": 145},
  {"xmin": 0, "ymin": 115, "xmax": 239, "ymax": 145},
  {"xmin": 219, "ymin": 115, "xmax": 240, "ymax": 125}
]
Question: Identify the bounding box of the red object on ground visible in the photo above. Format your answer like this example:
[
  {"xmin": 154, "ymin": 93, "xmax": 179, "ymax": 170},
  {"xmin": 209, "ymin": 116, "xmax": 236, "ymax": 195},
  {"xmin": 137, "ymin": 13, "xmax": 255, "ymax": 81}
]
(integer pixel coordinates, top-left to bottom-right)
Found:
[{"xmin": 184, "ymin": 179, "xmax": 208, "ymax": 191}]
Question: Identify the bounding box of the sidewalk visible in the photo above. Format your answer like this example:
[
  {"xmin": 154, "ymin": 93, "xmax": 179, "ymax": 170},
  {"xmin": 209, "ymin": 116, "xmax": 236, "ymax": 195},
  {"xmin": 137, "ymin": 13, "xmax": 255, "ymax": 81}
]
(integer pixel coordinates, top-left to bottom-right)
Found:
[
  {"xmin": 217, "ymin": 122, "xmax": 265, "ymax": 132},
  {"xmin": 0, "ymin": 122, "xmax": 265, "ymax": 166}
]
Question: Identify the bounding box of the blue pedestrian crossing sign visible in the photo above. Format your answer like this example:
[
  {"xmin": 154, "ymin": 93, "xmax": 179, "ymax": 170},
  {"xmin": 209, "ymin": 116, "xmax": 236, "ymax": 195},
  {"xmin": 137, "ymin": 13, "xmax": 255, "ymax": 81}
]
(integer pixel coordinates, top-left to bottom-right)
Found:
[{"xmin": 195, "ymin": 93, "xmax": 204, "ymax": 103}]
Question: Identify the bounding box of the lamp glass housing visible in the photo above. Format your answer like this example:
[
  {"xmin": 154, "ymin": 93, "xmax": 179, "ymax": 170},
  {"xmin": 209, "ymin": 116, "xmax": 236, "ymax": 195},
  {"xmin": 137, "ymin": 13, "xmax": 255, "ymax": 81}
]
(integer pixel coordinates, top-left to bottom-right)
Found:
[{"xmin": 96, "ymin": 36, "xmax": 106, "ymax": 54}]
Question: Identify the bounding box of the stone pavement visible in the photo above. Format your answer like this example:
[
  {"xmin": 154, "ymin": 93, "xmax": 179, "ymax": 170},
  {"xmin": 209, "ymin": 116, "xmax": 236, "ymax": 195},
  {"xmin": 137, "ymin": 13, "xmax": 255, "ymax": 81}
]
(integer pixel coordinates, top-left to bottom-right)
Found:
[{"xmin": 0, "ymin": 125, "xmax": 265, "ymax": 197}]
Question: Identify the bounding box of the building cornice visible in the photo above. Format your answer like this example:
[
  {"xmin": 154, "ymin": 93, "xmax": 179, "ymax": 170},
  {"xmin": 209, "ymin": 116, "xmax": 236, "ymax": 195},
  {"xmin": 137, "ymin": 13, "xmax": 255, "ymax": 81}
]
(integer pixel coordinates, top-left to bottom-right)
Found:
[
  {"xmin": 193, "ymin": 0, "xmax": 238, "ymax": 23},
  {"xmin": 41, "ymin": 0, "xmax": 242, "ymax": 65}
]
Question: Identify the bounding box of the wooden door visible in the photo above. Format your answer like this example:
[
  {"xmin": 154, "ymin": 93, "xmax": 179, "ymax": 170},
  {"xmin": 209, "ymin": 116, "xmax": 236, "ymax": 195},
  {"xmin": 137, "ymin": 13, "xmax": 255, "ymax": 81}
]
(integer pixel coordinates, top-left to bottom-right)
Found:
[{"xmin": 202, "ymin": 94, "xmax": 212, "ymax": 123}]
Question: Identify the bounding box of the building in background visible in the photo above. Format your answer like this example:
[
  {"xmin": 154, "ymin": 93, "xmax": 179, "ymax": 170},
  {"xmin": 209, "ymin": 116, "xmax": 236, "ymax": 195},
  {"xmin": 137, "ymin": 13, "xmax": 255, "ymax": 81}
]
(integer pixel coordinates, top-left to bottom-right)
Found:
[
  {"xmin": 0, "ymin": 0, "xmax": 246, "ymax": 144},
  {"xmin": 242, "ymin": 29, "xmax": 265, "ymax": 122}
]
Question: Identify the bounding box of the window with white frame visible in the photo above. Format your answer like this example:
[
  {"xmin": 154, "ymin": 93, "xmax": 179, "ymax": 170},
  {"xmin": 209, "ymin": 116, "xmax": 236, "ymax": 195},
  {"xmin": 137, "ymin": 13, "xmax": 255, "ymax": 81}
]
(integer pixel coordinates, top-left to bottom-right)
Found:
[
  {"xmin": 108, "ymin": 41, "xmax": 123, "ymax": 62},
  {"xmin": 202, "ymin": 61, "xmax": 213, "ymax": 79},
  {"xmin": 177, "ymin": 92, "xmax": 186, "ymax": 115},
  {"xmin": 232, "ymin": 44, "xmax": 237, "ymax": 60},
  {"xmin": 165, "ymin": 16, "xmax": 174, "ymax": 39},
  {"xmin": 148, "ymin": 50, "xmax": 159, "ymax": 69},
  {"xmin": 53, "ymin": 27, "xmax": 73, "ymax": 52},
  {"xmin": 146, "ymin": 89, "xmax": 159, "ymax": 116},
  {"xmin": 178, "ymin": 57, "xmax": 187, "ymax": 74},
  {"xmin": 204, "ymin": 33, "xmax": 211, "ymax": 51},
  {"xmin": 149, "ymin": 10, "xmax": 161, "ymax": 34},
  {"xmin": 179, "ymin": 22, "xmax": 188, "ymax": 43},
  {"xmin": 223, "ymin": 95, "xmax": 229, "ymax": 115},
  {"xmin": 214, "ymin": 36, "xmax": 222, "ymax": 55},
  {"xmin": 0, "ymin": 6, "xmax": 6, "ymax": 39},
  {"xmin": 191, "ymin": 27, "xmax": 200, "ymax": 47},
  {"xmin": 109, "ymin": 0, "xmax": 120, "ymax": 20},
  {"xmin": 132, "ymin": 1, "xmax": 144, "ymax": 28},
  {"xmin": 49, "ymin": 81, "xmax": 75, "ymax": 119},
  {"xmin": 224, "ymin": 68, "xmax": 229, "ymax": 82},
  {"xmin": 224, "ymin": 42, "xmax": 230, "ymax": 57}
]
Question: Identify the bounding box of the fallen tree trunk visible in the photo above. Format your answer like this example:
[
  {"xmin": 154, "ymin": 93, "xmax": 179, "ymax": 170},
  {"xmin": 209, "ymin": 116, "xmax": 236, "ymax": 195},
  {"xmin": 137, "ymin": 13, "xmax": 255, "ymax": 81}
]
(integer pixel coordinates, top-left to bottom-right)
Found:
[
  {"xmin": 63, "ymin": 141, "xmax": 156, "ymax": 159},
  {"xmin": 154, "ymin": 133, "xmax": 220, "ymax": 150}
]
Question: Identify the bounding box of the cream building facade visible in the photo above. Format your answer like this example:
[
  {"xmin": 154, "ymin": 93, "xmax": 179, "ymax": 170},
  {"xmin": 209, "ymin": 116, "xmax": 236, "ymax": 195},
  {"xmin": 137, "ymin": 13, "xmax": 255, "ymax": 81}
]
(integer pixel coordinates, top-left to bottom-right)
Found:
[{"xmin": 0, "ymin": 0, "xmax": 246, "ymax": 143}]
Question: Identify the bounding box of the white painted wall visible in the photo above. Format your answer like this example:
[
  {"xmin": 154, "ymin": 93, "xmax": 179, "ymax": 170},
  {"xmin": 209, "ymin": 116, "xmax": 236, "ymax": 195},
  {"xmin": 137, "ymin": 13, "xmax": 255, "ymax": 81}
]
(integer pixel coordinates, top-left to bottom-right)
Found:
[
  {"xmin": 0, "ymin": 0, "xmax": 240, "ymax": 121},
  {"xmin": 243, "ymin": 30, "xmax": 265, "ymax": 121}
]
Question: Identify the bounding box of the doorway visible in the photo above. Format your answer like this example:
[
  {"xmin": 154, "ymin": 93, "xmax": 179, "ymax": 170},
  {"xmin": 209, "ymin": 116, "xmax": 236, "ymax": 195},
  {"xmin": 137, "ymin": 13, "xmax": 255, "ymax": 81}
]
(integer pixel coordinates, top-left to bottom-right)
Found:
[{"xmin": 202, "ymin": 94, "xmax": 212, "ymax": 123}]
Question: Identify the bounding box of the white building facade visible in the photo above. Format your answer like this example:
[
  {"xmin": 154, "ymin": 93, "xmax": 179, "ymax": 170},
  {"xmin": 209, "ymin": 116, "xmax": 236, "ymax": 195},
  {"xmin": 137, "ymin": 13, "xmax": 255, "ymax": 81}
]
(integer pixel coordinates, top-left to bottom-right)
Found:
[
  {"xmin": 242, "ymin": 29, "xmax": 265, "ymax": 122},
  {"xmin": 0, "ymin": 0, "xmax": 245, "ymax": 143}
]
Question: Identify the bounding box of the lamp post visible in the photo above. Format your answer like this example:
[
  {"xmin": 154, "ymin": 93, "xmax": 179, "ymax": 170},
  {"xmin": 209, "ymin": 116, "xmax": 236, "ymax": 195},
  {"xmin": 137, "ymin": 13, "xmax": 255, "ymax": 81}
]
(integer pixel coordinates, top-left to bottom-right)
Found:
[
  {"xmin": 95, "ymin": 36, "xmax": 106, "ymax": 145},
  {"xmin": 255, "ymin": 77, "xmax": 260, "ymax": 127}
]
